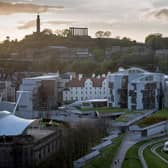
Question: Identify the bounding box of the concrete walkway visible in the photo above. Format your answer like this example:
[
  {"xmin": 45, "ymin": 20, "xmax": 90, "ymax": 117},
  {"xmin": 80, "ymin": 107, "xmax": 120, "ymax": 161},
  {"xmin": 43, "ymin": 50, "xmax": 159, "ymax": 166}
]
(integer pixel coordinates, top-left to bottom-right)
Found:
[
  {"xmin": 151, "ymin": 143, "xmax": 168, "ymax": 164},
  {"xmin": 111, "ymin": 133, "xmax": 138, "ymax": 168}
]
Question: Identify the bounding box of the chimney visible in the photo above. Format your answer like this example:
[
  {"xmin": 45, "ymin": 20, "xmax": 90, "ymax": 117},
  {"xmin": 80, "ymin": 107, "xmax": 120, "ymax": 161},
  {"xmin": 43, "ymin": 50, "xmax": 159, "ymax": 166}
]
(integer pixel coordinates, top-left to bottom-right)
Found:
[
  {"xmin": 92, "ymin": 73, "xmax": 95, "ymax": 78},
  {"xmin": 78, "ymin": 74, "xmax": 83, "ymax": 80},
  {"xmin": 97, "ymin": 75, "xmax": 100, "ymax": 79},
  {"xmin": 102, "ymin": 74, "xmax": 106, "ymax": 78}
]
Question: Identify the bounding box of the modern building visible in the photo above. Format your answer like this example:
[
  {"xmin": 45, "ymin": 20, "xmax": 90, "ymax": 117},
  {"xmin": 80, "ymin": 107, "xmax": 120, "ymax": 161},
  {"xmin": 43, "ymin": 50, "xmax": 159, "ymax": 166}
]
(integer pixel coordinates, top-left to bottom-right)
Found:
[
  {"xmin": 69, "ymin": 27, "xmax": 88, "ymax": 37},
  {"xmin": 107, "ymin": 67, "xmax": 146, "ymax": 108},
  {"xmin": 16, "ymin": 74, "xmax": 61, "ymax": 119},
  {"xmin": 164, "ymin": 76, "xmax": 168, "ymax": 108},
  {"xmin": 63, "ymin": 74, "xmax": 110, "ymax": 103},
  {"xmin": 0, "ymin": 111, "xmax": 62, "ymax": 168},
  {"xmin": 107, "ymin": 67, "xmax": 165, "ymax": 111},
  {"xmin": 128, "ymin": 73, "xmax": 164, "ymax": 110}
]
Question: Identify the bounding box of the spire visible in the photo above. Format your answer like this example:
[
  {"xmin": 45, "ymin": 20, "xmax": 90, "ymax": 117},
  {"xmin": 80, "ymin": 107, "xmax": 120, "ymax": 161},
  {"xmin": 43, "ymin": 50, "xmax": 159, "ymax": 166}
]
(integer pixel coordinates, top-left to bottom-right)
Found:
[{"xmin": 36, "ymin": 13, "xmax": 40, "ymax": 33}]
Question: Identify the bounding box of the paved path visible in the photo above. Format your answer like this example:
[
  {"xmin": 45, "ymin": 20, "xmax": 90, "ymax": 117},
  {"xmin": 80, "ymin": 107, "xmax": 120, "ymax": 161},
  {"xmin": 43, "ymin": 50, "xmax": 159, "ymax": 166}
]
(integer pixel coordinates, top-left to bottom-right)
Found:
[
  {"xmin": 138, "ymin": 137, "xmax": 168, "ymax": 168},
  {"xmin": 151, "ymin": 143, "xmax": 168, "ymax": 164},
  {"xmin": 111, "ymin": 133, "xmax": 138, "ymax": 168}
]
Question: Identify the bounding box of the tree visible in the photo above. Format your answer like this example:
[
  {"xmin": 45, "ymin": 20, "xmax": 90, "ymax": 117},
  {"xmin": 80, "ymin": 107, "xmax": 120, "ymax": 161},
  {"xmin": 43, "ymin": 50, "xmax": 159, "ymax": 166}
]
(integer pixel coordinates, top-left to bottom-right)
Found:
[
  {"xmin": 55, "ymin": 29, "xmax": 71, "ymax": 37},
  {"xmin": 104, "ymin": 31, "xmax": 112, "ymax": 38},
  {"xmin": 92, "ymin": 48, "xmax": 105, "ymax": 61},
  {"xmin": 42, "ymin": 28, "xmax": 53, "ymax": 35},
  {"xmin": 95, "ymin": 31, "xmax": 104, "ymax": 38},
  {"xmin": 95, "ymin": 31, "xmax": 112, "ymax": 38},
  {"xmin": 62, "ymin": 29, "xmax": 71, "ymax": 37},
  {"xmin": 145, "ymin": 33, "xmax": 162, "ymax": 50},
  {"xmin": 6, "ymin": 36, "xmax": 10, "ymax": 41}
]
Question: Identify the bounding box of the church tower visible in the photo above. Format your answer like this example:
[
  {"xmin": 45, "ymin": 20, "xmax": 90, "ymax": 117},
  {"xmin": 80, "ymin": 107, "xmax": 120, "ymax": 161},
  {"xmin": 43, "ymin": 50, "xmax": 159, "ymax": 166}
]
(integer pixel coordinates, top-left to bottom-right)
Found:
[{"xmin": 36, "ymin": 13, "xmax": 40, "ymax": 33}]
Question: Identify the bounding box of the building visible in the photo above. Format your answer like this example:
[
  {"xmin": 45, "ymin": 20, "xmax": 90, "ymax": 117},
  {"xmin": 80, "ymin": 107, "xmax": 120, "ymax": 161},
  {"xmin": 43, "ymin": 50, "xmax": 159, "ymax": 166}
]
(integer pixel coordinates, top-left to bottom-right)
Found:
[
  {"xmin": 105, "ymin": 45, "xmax": 153, "ymax": 59},
  {"xmin": 107, "ymin": 67, "xmax": 147, "ymax": 108},
  {"xmin": 128, "ymin": 73, "xmax": 164, "ymax": 110},
  {"xmin": 0, "ymin": 111, "xmax": 62, "ymax": 168},
  {"xmin": 155, "ymin": 49, "xmax": 168, "ymax": 58},
  {"xmin": 107, "ymin": 67, "xmax": 165, "ymax": 111},
  {"xmin": 63, "ymin": 74, "xmax": 110, "ymax": 103},
  {"xmin": 16, "ymin": 74, "xmax": 61, "ymax": 119},
  {"xmin": 63, "ymin": 68, "xmax": 167, "ymax": 111},
  {"xmin": 164, "ymin": 76, "xmax": 168, "ymax": 108},
  {"xmin": 70, "ymin": 48, "xmax": 93, "ymax": 58},
  {"xmin": 0, "ymin": 81, "xmax": 15, "ymax": 102},
  {"xmin": 69, "ymin": 27, "xmax": 88, "ymax": 37}
]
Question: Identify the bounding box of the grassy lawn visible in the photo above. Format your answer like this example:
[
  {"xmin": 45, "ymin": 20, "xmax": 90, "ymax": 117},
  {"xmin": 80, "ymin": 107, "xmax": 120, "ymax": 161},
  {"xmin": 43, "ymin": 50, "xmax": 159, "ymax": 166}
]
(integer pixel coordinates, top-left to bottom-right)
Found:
[
  {"xmin": 144, "ymin": 146, "xmax": 168, "ymax": 168},
  {"xmin": 115, "ymin": 111, "xmax": 141, "ymax": 122},
  {"xmin": 153, "ymin": 109, "xmax": 168, "ymax": 118},
  {"xmin": 122, "ymin": 138, "xmax": 168, "ymax": 168},
  {"xmin": 122, "ymin": 142, "xmax": 144, "ymax": 168},
  {"xmin": 137, "ymin": 109, "xmax": 168, "ymax": 127},
  {"xmin": 138, "ymin": 116, "xmax": 167, "ymax": 127},
  {"xmin": 80, "ymin": 107, "xmax": 128, "ymax": 113},
  {"xmin": 83, "ymin": 135, "xmax": 123, "ymax": 168}
]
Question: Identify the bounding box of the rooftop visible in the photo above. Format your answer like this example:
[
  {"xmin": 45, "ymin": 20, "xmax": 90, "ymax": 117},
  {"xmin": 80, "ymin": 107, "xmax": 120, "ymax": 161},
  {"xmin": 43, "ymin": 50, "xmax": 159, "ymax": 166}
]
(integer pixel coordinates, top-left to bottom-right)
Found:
[
  {"xmin": 0, "ymin": 111, "xmax": 34, "ymax": 136},
  {"xmin": 27, "ymin": 128, "xmax": 55, "ymax": 140},
  {"xmin": 25, "ymin": 74, "xmax": 59, "ymax": 80},
  {"xmin": 66, "ymin": 77, "xmax": 106, "ymax": 87}
]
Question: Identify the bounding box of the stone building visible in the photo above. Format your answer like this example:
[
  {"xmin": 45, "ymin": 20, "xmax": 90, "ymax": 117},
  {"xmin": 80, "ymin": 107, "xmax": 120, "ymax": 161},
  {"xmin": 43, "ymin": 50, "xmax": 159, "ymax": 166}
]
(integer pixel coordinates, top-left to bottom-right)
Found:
[
  {"xmin": 63, "ymin": 74, "xmax": 110, "ymax": 102},
  {"xmin": 0, "ymin": 111, "xmax": 62, "ymax": 168}
]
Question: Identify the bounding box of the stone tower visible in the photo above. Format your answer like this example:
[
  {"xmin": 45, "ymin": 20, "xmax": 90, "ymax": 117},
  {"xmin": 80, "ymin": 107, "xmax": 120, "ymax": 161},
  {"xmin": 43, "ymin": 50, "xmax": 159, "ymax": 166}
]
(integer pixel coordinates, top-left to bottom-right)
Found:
[{"xmin": 36, "ymin": 13, "xmax": 40, "ymax": 33}]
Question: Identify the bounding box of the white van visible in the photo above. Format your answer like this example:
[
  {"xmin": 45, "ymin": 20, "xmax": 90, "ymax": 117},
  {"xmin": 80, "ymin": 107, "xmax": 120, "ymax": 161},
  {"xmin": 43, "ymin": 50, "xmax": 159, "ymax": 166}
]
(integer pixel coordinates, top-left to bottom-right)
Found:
[{"xmin": 163, "ymin": 141, "xmax": 168, "ymax": 152}]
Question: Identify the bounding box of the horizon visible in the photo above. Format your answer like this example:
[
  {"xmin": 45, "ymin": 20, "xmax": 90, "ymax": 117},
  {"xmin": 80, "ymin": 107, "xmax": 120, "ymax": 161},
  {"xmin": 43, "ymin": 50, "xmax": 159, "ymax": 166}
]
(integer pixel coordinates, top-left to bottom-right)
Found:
[{"xmin": 0, "ymin": 0, "xmax": 168, "ymax": 42}]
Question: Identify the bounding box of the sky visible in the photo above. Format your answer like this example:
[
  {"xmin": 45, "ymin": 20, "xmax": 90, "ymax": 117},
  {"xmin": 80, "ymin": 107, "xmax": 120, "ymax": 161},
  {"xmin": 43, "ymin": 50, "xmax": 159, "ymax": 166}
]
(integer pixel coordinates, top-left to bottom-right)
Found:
[{"xmin": 0, "ymin": 0, "xmax": 168, "ymax": 42}]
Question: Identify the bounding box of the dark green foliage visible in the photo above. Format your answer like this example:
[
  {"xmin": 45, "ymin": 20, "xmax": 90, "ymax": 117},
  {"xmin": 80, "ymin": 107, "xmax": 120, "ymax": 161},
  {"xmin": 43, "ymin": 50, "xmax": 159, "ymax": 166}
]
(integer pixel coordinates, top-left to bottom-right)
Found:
[
  {"xmin": 0, "ymin": 32, "xmax": 167, "ymax": 73},
  {"xmin": 38, "ymin": 120, "xmax": 107, "ymax": 168}
]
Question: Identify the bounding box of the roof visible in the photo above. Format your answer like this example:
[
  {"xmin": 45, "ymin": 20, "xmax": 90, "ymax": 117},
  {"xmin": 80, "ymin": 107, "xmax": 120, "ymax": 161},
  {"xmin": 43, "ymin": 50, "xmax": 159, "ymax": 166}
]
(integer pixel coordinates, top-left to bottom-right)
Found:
[
  {"xmin": 110, "ymin": 67, "xmax": 148, "ymax": 76},
  {"xmin": 0, "ymin": 111, "xmax": 34, "ymax": 136},
  {"xmin": 25, "ymin": 74, "xmax": 59, "ymax": 80},
  {"xmin": 66, "ymin": 77, "xmax": 105, "ymax": 87},
  {"xmin": 72, "ymin": 99, "xmax": 108, "ymax": 105}
]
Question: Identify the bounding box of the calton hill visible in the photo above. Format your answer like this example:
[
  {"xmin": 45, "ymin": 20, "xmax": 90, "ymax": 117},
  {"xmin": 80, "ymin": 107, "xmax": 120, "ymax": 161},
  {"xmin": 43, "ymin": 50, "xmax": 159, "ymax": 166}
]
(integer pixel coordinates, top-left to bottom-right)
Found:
[{"xmin": 0, "ymin": 30, "xmax": 168, "ymax": 73}]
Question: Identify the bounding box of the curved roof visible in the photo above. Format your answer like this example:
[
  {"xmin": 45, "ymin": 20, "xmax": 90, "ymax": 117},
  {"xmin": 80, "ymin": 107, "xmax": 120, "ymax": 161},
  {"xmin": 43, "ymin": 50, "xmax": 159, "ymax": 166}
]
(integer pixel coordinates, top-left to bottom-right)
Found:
[
  {"xmin": 126, "ymin": 67, "xmax": 148, "ymax": 73},
  {"xmin": 0, "ymin": 111, "xmax": 34, "ymax": 136}
]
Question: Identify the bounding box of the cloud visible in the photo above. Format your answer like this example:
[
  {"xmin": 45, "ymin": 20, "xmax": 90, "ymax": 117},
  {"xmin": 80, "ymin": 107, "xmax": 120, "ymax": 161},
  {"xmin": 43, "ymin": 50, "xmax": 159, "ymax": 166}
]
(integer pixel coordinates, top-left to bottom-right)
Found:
[
  {"xmin": 17, "ymin": 20, "xmax": 36, "ymax": 29},
  {"xmin": 17, "ymin": 20, "xmax": 77, "ymax": 30},
  {"xmin": 0, "ymin": 1, "xmax": 64, "ymax": 15},
  {"xmin": 146, "ymin": 8, "xmax": 168, "ymax": 21},
  {"xmin": 151, "ymin": 0, "xmax": 168, "ymax": 8},
  {"xmin": 46, "ymin": 20, "xmax": 77, "ymax": 25}
]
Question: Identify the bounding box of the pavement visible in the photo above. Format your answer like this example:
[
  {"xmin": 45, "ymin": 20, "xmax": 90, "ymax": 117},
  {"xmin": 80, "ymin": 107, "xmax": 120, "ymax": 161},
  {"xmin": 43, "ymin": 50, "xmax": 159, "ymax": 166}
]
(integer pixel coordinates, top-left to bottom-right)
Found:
[{"xmin": 111, "ymin": 132, "xmax": 138, "ymax": 168}]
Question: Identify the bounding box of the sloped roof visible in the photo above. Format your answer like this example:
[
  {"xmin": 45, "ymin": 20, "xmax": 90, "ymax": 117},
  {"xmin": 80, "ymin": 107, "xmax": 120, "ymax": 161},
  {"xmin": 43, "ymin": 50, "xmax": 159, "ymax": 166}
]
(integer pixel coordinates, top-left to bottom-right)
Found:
[
  {"xmin": 66, "ymin": 77, "xmax": 105, "ymax": 87},
  {"xmin": 0, "ymin": 111, "xmax": 34, "ymax": 136}
]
